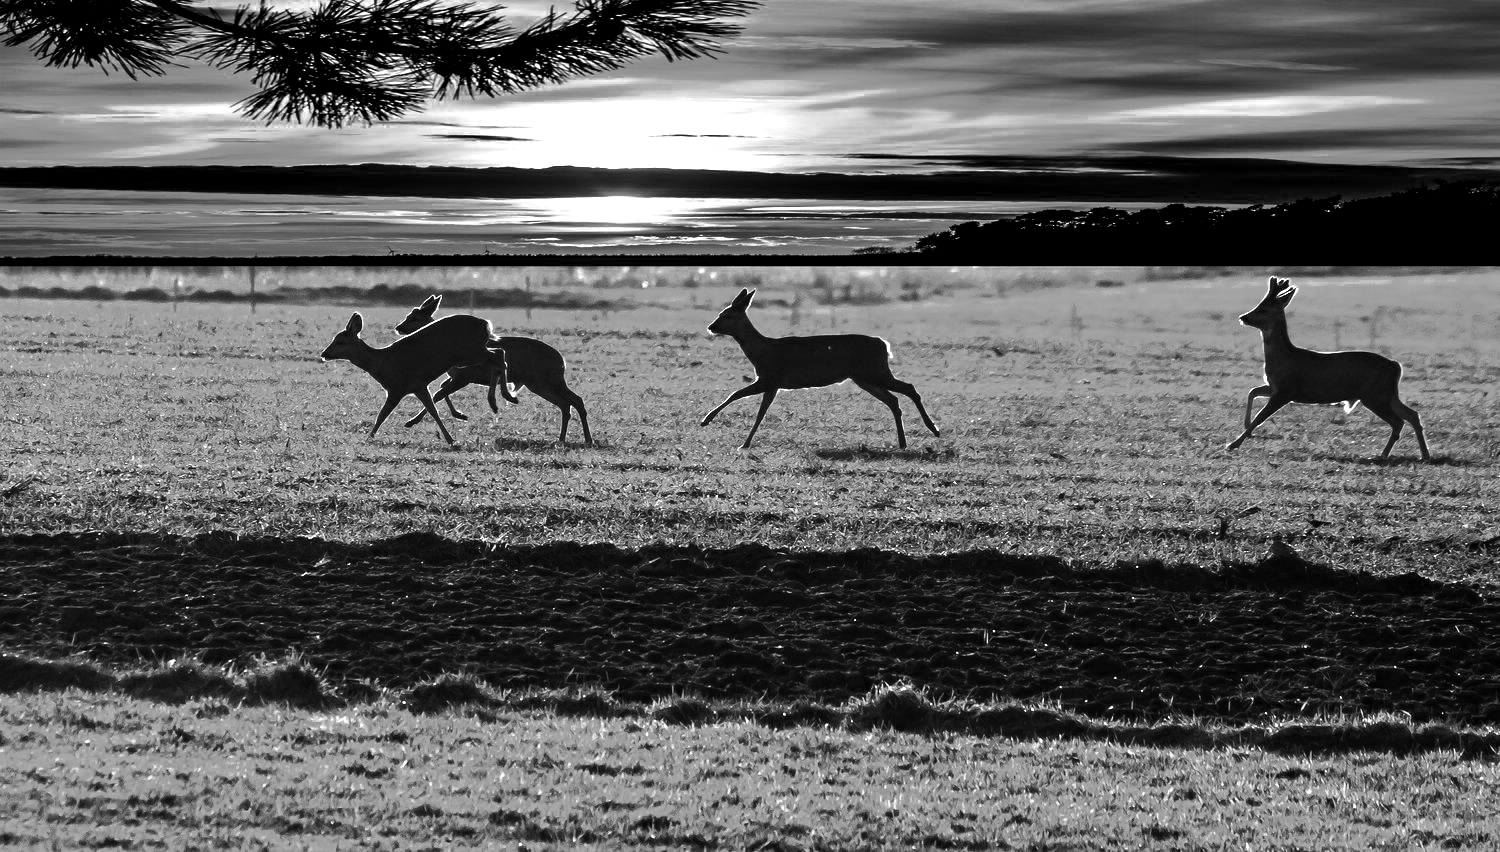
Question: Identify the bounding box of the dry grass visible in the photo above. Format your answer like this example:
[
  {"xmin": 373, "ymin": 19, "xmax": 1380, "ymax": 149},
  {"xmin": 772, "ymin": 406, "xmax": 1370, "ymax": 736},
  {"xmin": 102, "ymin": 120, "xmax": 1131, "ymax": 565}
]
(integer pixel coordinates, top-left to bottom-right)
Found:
[{"xmin": 2, "ymin": 683, "xmax": 1498, "ymax": 851}]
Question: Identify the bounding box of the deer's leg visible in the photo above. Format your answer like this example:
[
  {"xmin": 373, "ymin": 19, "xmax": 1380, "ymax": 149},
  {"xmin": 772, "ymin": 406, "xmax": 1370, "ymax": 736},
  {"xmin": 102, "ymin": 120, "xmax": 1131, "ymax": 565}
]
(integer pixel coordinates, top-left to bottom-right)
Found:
[
  {"xmin": 484, "ymin": 361, "xmax": 502, "ymax": 414},
  {"xmin": 437, "ymin": 378, "xmax": 468, "ymax": 420},
  {"xmin": 406, "ymin": 378, "xmax": 467, "ymax": 427},
  {"xmin": 572, "ymin": 393, "xmax": 592, "ymax": 445},
  {"xmin": 742, "ymin": 388, "xmax": 779, "ymax": 449},
  {"xmin": 1362, "ymin": 398, "xmax": 1405, "ymax": 459},
  {"xmin": 1226, "ymin": 394, "xmax": 1290, "ymax": 450},
  {"xmin": 1390, "ymin": 397, "xmax": 1431, "ymax": 461},
  {"xmin": 532, "ymin": 384, "xmax": 591, "ymax": 445},
  {"xmin": 496, "ymin": 364, "xmax": 519, "ymax": 405},
  {"xmin": 1366, "ymin": 396, "xmax": 1427, "ymax": 461},
  {"xmin": 442, "ymin": 383, "xmax": 467, "ymax": 420},
  {"xmin": 1242, "ymin": 385, "xmax": 1271, "ymax": 431},
  {"xmin": 702, "ymin": 380, "xmax": 769, "ymax": 427},
  {"xmin": 413, "ymin": 387, "xmax": 455, "ymax": 445},
  {"xmin": 857, "ymin": 381, "xmax": 908, "ymax": 449},
  {"xmin": 371, "ymin": 392, "xmax": 405, "ymax": 438},
  {"xmin": 886, "ymin": 378, "xmax": 938, "ymax": 437}
]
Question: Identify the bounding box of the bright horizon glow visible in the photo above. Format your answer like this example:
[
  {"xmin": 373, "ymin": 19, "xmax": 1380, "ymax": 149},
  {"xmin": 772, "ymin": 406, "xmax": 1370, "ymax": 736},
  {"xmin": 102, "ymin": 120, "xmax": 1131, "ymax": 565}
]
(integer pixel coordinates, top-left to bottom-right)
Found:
[{"xmin": 526, "ymin": 195, "xmax": 714, "ymax": 226}]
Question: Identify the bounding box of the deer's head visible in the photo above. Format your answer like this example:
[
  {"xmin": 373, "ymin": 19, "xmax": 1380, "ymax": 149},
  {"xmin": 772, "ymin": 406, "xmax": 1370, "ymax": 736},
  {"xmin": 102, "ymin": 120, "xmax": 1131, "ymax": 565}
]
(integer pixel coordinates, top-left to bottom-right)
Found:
[
  {"xmin": 708, "ymin": 288, "xmax": 755, "ymax": 336},
  {"xmin": 1238, "ymin": 277, "xmax": 1296, "ymax": 329},
  {"xmin": 321, "ymin": 312, "xmax": 365, "ymax": 361},
  {"xmin": 396, "ymin": 294, "xmax": 441, "ymax": 335}
]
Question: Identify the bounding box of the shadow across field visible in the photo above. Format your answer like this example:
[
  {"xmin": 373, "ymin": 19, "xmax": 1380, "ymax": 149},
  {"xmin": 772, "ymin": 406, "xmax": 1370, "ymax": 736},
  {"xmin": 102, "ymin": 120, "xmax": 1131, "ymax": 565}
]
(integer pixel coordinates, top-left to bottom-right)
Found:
[{"xmin": 2, "ymin": 530, "xmax": 1498, "ymax": 727}]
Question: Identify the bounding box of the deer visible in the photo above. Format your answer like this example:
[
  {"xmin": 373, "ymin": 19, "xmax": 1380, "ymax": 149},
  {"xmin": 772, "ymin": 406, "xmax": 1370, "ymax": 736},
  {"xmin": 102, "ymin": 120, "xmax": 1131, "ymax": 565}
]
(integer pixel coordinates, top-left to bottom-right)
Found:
[
  {"xmin": 394, "ymin": 294, "xmax": 592, "ymax": 445},
  {"xmin": 1226, "ymin": 276, "xmax": 1431, "ymax": 461},
  {"xmin": 319, "ymin": 311, "xmax": 507, "ymax": 445},
  {"xmin": 700, "ymin": 287, "xmax": 940, "ymax": 449}
]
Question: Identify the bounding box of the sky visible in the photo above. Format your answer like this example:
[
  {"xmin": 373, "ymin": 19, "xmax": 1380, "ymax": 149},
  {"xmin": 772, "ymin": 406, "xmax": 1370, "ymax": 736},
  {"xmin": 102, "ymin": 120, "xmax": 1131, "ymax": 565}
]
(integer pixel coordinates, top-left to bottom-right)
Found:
[{"xmin": 3, "ymin": 0, "xmax": 1500, "ymax": 175}]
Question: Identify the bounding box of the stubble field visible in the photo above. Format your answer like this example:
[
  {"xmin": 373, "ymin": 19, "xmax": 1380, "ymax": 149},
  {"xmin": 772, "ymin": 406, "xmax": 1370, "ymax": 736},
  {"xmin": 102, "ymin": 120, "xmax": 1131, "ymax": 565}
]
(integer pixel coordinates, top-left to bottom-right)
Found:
[{"xmin": 3, "ymin": 266, "xmax": 1500, "ymax": 849}]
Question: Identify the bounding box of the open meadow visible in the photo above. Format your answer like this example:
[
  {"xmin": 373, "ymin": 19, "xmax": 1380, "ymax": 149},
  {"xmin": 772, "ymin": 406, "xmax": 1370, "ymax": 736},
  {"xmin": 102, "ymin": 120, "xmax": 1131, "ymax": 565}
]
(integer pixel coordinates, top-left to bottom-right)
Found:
[{"xmin": 3, "ymin": 266, "xmax": 1500, "ymax": 849}]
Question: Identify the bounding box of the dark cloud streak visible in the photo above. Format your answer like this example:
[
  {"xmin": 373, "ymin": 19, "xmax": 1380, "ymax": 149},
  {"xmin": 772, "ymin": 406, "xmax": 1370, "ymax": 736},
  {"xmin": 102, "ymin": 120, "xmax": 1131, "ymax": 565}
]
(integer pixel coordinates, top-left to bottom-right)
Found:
[
  {"xmin": 430, "ymin": 133, "xmax": 534, "ymax": 142},
  {"xmin": 766, "ymin": 0, "xmax": 1500, "ymax": 102}
]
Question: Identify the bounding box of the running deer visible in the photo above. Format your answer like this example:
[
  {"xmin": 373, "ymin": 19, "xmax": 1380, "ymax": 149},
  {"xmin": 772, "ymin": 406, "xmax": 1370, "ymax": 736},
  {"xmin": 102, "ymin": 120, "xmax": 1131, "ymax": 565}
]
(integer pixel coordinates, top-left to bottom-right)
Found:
[
  {"xmin": 701, "ymin": 288, "xmax": 940, "ymax": 449},
  {"xmin": 394, "ymin": 294, "xmax": 592, "ymax": 445},
  {"xmin": 1226, "ymin": 276, "xmax": 1431, "ymax": 461},
  {"xmin": 319, "ymin": 312, "xmax": 507, "ymax": 445}
]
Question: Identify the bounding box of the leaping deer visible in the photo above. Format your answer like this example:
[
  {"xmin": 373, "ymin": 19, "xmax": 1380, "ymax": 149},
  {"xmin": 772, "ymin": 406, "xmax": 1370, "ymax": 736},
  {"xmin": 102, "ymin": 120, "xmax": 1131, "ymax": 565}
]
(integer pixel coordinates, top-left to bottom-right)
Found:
[
  {"xmin": 394, "ymin": 295, "xmax": 592, "ymax": 445},
  {"xmin": 701, "ymin": 288, "xmax": 940, "ymax": 449},
  {"xmin": 320, "ymin": 312, "xmax": 507, "ymax": 445},
  {"xmin": 1226, "ymin": 276, "xmax": 1431, "ymax": 461}
]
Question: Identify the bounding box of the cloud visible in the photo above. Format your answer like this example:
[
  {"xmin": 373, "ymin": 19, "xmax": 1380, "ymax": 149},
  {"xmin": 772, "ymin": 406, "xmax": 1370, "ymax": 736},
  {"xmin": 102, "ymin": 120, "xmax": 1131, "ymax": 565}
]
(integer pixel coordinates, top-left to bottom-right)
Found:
[
  {"xmin": 1112, "ymin": 95, "xmax": 1424, "ymax": 120},
  {"xmin": 1095, "ymin": 123, "xmax": 1500, "ymax": 157}
]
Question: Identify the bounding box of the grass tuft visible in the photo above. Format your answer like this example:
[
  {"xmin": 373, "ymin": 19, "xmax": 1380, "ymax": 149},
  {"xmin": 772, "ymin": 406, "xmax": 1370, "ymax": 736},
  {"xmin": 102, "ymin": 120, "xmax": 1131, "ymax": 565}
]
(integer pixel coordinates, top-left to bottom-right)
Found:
[
  {"xmin": 242, "ymin": 655, "xmax": 333, "ymax": 708},
  {"xmin": 651, "ymin": 694, "xmax": 716, "ymax": 726},
  {"xmin": 402, "ymin": 673, "xmax": 497, "ymax": 714},
  {"xmin": 118, "ymin": 658, "xmax": 239, "ymax": 704},
  {"xmin": 532, "ymin": 686, "xmax": 628, "ymax": 718},
  {"xmin": 847, "ymin": 681, "xmax": 938, "ymax": 732}
]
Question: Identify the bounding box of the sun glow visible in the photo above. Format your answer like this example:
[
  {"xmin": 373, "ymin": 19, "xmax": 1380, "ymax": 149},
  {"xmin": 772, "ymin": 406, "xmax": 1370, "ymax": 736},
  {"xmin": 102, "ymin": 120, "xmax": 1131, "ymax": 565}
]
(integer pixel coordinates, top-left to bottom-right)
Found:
[{"xmin": 434, "ymin": 95, "xmax": 788, "ymax": 171}]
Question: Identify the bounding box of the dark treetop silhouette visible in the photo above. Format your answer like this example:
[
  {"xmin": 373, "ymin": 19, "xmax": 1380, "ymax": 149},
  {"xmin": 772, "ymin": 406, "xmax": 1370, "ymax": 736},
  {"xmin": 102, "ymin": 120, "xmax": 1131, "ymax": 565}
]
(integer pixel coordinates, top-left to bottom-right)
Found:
[
  {"xmin": 873, "ymin": 180, "xmax": 1500, "ymax": 264},
  {"xmin": 0, "ymin": 0, "xmax": 758, "ymax": 127}
]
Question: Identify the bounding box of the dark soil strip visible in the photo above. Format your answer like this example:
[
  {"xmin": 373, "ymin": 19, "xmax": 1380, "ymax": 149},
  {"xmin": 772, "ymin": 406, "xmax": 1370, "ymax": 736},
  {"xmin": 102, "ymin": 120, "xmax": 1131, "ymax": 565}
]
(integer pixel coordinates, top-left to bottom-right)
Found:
[{"xmin": 2, "ymin": 531, "xmax": 1497, "ymax": 725}]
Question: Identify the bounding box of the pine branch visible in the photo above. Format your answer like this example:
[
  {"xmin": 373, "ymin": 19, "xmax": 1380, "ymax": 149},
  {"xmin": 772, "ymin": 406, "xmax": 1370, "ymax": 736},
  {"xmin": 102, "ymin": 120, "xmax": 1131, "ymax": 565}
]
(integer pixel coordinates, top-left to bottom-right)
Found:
[{"xmin": 0, "ymin": 0, "xmax": 759, "ymax": 127}]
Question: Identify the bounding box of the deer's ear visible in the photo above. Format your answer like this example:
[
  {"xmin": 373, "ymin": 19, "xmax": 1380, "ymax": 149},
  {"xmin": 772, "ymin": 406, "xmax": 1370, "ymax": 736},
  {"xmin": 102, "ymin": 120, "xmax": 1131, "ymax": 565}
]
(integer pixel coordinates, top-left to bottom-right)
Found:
[
  {"xmin": 346, "ymin": 312, "xmax": 363, "ymax": 333},
  {"xmin": 423, "ymin": 294, "xmax": 441, "ymax": 311},
  {"xmin": 1267, "ymin": 276, "xmax": 1285, "ymax": 293},
  {"xmin": 1277, "ymin": 286, "xmax": 1298, "ymax": 304},
  {"xmin": 745, "ymin": 289, "xmax": 757, "ymax": 307},
  {"xmin": 732, "ymin": 288, "xmax": 752, "ymax": 309}
]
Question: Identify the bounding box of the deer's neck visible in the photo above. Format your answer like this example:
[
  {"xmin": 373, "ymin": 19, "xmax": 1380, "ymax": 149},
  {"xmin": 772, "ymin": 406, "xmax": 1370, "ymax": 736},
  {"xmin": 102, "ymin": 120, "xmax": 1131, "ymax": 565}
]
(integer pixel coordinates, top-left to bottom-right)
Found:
[
  {"xmin": 1259, "ymin": 315, "xmax": 1302, "ymax": 365},
  {"xmin": 346, "ymin": 342, "xmax": 399, "ymax": 390},
  {"xmin": 729, "ymin": 319, "xmax": 774, "ymax": 367}
]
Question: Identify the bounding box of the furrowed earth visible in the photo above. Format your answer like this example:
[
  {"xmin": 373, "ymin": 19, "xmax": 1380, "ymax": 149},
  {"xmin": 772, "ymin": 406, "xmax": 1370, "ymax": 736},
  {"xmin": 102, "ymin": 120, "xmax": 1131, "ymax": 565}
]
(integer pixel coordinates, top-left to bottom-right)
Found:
[{"xmin": 3, "ymin": 531, "xmax": 1498, "ymax": 726}]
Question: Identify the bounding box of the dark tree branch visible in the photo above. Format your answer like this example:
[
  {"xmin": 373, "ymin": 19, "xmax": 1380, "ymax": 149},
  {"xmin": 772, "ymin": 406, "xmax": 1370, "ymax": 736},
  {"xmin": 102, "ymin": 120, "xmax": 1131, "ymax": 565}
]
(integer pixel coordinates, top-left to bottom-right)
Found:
[{"xmin": 0, "ymin": 0, "xmax": 758, "ymax": 127}]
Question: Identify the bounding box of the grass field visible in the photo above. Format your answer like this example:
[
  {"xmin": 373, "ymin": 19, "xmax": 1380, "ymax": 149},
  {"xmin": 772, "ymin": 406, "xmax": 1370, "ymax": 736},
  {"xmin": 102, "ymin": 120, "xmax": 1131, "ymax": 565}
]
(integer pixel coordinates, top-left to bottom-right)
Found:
[
  {"xmin": 3, "ymin": 267, "xmax": 1497, "ymax": 575},
  {"xmin": 4, "ymin": 266, "xmax": 1500, "ymax": 850}
]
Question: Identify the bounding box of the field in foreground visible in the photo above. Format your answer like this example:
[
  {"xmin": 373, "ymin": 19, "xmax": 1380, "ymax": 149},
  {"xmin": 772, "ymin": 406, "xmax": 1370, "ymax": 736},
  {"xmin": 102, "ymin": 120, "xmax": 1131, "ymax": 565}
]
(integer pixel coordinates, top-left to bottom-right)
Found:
[
  {"xmin": 3, "ymin": 688, "xmax": 1499, "ymax": 851},
  {"xmin": 3, "ymin": 267, "xmax": 1500, "ymax": 848}
]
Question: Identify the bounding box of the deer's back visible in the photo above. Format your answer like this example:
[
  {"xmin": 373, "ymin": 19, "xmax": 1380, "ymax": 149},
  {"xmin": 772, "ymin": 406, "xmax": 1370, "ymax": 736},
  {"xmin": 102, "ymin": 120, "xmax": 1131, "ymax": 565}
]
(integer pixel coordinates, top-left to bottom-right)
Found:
[
  {"xmin": 759, "ymin": 333, "xmax": 893, "ymax": 388},
  {"xmin": 446, "ymin": 336, "xmax": 563, "ymax": 385},
  {"xmin": 1272, "ymin": 348, "xmax": 1403, "ymax": 403},
  {"xmin": 390, "ymin": 315, "xmax": 496, "ymax": 385}
]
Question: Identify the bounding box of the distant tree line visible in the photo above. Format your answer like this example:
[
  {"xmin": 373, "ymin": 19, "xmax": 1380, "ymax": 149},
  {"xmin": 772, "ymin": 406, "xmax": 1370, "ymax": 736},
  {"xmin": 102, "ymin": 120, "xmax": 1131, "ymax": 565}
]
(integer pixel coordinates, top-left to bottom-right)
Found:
[
  {"xmin": 0, "ymin": 281, "xmax": 621, "ymax": 310},
  {"xmin": 862, "ymin": 180, "xmax": 1500, "ymax": 263}
]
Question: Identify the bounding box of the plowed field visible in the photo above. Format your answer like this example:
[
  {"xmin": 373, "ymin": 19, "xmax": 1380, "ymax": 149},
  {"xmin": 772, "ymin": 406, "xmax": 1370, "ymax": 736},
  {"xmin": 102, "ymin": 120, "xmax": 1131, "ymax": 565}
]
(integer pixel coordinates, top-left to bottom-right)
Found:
[{"xmin": 5, "ymin": 531, "xmax": 1497, "ymax": 725}]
